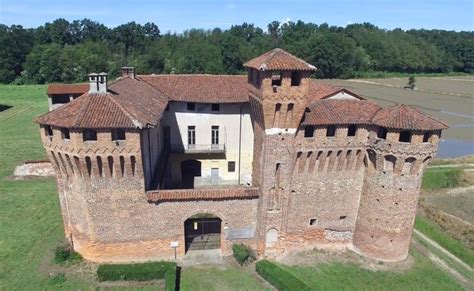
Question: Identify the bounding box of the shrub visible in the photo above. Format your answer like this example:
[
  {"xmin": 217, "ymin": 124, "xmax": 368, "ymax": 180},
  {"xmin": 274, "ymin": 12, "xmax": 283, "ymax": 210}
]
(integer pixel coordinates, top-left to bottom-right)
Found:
[
  {"xmin": 232, "ymin": 244, "xmax": 256, "ymax": 266},
  {"xmin": 256, "ymin": 260, "xmax": 311, "ymax": 291},
  {"xmin": 97, "ymin": 261, "xmax": 177, "ymax": 282},
  {"xmin": 53, "ymin": 244, "xmax": 82, "ymax": 265}
]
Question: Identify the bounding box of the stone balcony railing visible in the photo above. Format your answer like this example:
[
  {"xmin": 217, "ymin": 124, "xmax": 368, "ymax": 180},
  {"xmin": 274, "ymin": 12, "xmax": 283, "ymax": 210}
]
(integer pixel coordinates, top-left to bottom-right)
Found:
[{"xmin": 169, "ymin": 143, "xmax": 226, "ymax": 154}]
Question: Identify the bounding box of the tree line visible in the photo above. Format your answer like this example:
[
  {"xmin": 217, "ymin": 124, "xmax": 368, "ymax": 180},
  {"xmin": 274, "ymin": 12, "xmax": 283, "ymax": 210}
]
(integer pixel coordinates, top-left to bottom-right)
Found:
[{"xmin": 0, "ymin": 18, "xmax": 472, "ymax": 84}]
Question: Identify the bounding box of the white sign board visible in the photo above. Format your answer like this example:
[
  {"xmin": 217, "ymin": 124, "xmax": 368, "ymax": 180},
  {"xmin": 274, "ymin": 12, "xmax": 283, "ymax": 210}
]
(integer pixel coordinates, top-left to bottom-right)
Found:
[{"xmin": 170, "ymin": 241, "xmax": 179, "ymax": 248}]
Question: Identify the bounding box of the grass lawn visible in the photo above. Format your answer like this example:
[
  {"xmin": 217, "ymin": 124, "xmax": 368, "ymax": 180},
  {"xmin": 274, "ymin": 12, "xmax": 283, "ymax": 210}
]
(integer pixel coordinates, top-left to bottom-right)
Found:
[
  {"xmin": 180, "ymin": 266, "xmax": 270, "ymax": 291},
  {"xmin": 279, "ymin": 250, "xmax": 463, "ymax": 291},
  {"xmin": 422, "ymin": 167, "xmax": 462, "ymax": 190}
]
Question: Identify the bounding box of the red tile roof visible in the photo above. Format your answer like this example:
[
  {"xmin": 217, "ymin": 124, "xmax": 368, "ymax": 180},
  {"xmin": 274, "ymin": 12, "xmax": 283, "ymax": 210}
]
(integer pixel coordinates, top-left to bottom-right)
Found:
[
  {"xmin": 244, "ymin": 48, "xmax": 316, "ymax": 71},
  {"xmin": 47, "ymin": 83, "xmax": 89, "ymax": 95},
  {"xmin": 139, "ymin": 74, "xmax": 249, "ymax": 103},
  {"xmin": 146, "ymin": 187, "xmax": 259, "ymax": 202},
  {"xmin": 302, "ymin": 99, "xmax": 382, "ymax": 126},
  {"xmin": 372, "ymin": 104, "xmax": 448, "ymax": 131},
  {"xmin": 36, "ymin": 77, "xmax": 168, "ymax": 129},
  {"xmin": 307, "ymin": 83, "xmax": 364, "ymax": 103}
]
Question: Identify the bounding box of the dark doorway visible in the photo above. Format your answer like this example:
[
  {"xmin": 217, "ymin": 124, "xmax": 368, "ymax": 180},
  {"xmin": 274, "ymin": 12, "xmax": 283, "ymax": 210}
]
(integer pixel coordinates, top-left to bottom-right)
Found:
[
  {"xmin": 184, "ymin": 214, "xmax": 221, "ymax": 253},
  {"xmin": 181, "ymin": 159, "xmax": 201, "ymax": 188}
]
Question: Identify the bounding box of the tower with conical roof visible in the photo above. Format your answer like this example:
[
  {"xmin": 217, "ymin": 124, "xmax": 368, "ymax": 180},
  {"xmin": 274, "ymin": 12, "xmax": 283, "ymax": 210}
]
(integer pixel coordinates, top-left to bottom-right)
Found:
[
  {"xmin": 353, "ymin": 105, "xmax": 448, "ymax": 261},
  {"xmin": 244, "ymin": 48, "xmax": 316, "ymax": 255}
]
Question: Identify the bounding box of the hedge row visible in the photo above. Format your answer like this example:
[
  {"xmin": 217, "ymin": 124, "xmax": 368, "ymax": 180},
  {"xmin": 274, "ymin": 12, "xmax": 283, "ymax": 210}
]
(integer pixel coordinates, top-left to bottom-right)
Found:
[
  {"xmin": 256, "ymin": 260, "xmax": 311, "ymax": 291},
  {"xmin": 97, "ymin": 261, "xmax": 177, "ymax": 288},
  {"xmin": 232, "ymin": 244, "xmax": 256, "ymax": 266}
]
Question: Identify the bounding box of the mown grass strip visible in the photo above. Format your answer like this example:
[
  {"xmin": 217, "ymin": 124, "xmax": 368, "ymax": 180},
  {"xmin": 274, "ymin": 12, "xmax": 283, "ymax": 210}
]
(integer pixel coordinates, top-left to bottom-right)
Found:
[
  {"xmin": 415, "ymin": 216, "xmax": 474, "ymax": 267},
  {"xmin": 256, "ymin": 260, "xmax": 311, "ymax": 291}
]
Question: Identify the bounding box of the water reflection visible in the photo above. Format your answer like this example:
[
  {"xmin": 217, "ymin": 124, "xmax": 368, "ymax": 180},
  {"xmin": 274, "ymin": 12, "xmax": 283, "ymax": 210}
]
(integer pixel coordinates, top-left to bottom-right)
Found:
[{"xmin": 438, "ymin": 139, "xmax": 474, "ymax": 158}]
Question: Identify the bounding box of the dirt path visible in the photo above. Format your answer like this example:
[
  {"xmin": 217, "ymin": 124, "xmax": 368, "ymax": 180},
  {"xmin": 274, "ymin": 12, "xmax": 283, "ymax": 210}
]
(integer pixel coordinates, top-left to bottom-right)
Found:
[{"xmin": 412, "ymin": 230, "xmax": 473, "ymax": 290}]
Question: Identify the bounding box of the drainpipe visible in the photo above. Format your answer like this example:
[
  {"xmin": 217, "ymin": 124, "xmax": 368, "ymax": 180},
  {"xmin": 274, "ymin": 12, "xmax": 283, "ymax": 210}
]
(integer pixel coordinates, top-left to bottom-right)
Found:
[{"xmin": 238, "ymin": 103, "xmax": 242, "ymax": 185}]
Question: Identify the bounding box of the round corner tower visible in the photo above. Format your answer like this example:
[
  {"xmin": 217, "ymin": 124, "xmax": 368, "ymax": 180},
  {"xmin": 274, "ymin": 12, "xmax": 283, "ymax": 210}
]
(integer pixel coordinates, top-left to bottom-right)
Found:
[{"xmin": 353, "ymin": 105, "xmax": 448, "ymax": 261}]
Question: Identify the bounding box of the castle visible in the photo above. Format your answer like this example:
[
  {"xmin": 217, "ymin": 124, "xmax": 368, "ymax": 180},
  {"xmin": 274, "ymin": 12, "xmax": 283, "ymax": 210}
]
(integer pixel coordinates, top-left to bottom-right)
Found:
[{"xmin": 36, "ymin": 49, "xmax": 448, "ymax": 262}]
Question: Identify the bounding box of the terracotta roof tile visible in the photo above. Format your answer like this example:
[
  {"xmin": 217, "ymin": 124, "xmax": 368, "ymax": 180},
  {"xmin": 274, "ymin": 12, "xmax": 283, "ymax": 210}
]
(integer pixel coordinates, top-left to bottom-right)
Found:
[
  {"xmin": 47, "ymin": 83, "xmax": 89, "ymax": 95},
  {"xmin": 146, "ymin": 187, "xmax": 259, "ymax": 202},
  {"xmin": 372, "ymin": 104, "xmax": 448, "ymax": 131},
  {"xmin": 307, "ymin": 82, "xmax": 364, "ymax": 103},
  {"xmin": 139, "ymin": 74, "xmax": 248, "ymax": 103},
  {"xmin": 302, "ymin": 99, "xmax": 382, "ymax": 126},
  {"xmin": 36, "ymin": 77, "xmax": 168, "ymax": 129},
  {"xmin": 244, "ymin": 48, "xmax": 316, "ymax": 71}
]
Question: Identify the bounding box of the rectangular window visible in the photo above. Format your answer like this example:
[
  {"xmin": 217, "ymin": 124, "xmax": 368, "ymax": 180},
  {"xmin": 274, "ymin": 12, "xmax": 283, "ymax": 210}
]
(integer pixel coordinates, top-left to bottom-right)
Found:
[
  {"xmin": 211, "ymin": 125, "xmax": 219, "ymax": 148},
  {"xmin": 423, "ymin": 132, "xmax": 431, "ymax": 143},
  {"xmin": 291, "ymin": 71, "xmax": 301, "ymax": 86},
  {"xmin": 228, "ymin": 161, "xmax": 236, "ymax": 172},
  {"xmin": 83, "ymin": 129, "xmax": 97, "ymax": 141},
  {"xmin": 304, "ymin": 126, "xmax": 314, "ymax": 138},
  {"xmin": 111, "ymin": 129, "xmax": 126, "ymax": 141},
  {"xmin": 187, "ymin": 126, "xmax": 196, "ymax": 146},
  {"xmin": 51, "ymin": 95, "xmax": 70, "ymax": 104},
  {"xmin": 399, "ymin": 131, "xmax": 412, "ymax": 143},
  {"xmin": 348, "ymin": 125, "xmax": 357, "ymax": 137},
  {"xmin": 211, "ymin": 103, "xmax": 220, "ymax": 111},
  {"xmin": 326, "ymin": 125, "xmax": 336, "ymax": 137},
  {"xmin": 187, "ymin": 102, "xmax": 195, "ymax": 111},
  {"xmin": 271, "ymin": 71, "xmax": 282, "ymax": 86},
  {"xmin": 377, "ymin": 127, "xmax": 388, "ymax": 139},
  {"xmin": 61, "ymin": 128, "xmax": 70, "ymax": 140},
  {"xmin": 45, "ymin": 125, "xmax": 53, "ymax": 137}
]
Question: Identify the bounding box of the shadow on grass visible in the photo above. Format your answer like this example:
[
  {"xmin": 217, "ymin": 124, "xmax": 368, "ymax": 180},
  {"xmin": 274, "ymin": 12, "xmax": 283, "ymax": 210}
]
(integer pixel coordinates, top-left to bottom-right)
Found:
[{"xmin": 0, "ymin": 104, "xmax": 12, "ymax": 112}]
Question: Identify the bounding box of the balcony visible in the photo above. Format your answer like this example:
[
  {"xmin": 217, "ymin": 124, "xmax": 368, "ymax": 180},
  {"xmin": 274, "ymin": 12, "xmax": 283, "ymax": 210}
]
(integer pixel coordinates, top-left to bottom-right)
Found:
[{"xmin": 170, "ymin": 143, "xmax": 226, "ymax": 154}]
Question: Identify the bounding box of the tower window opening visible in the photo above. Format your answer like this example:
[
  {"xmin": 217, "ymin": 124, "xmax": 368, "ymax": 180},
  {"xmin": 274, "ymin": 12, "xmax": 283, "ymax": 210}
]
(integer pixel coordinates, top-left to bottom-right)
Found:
[
  {"xmin": 339, "ymin": 215, "xmax": 347, "ymax": 220},
  {"xmin": 326, "ymin": 125, "xmax": 336, "ymax": 137},
  {"xmin": 348, "ymin": 125, "xmax": 357, "ymax": 137},
  {"xmin": 45, "ymin": 126, "xmax": 53, "ymax": 138},
  {"xmin": 399, "ymin": 131, "xmax": 412, "ymax": 143},
  {"xmin": 83, "ymin": 129, "xmax": 97, "ymax": 141},
  {"xmin": 61, "ymin": 128, "xmax": 70, "ymax": 140},
  {"xmin": 304, "ymin": 126, "xmax": 314, "ymax": 138},
  {"xmin": 423, "ymin": 131, "xmax": 431, "ymax": 143},
  {"xmin": 187, "ymin": 102, "xmax": 195, "ymax": 111},
  {"xmin": 291, "ymin": 71, "xmax": 301, "ymax": 86},
  {"xmin": 211, "ymin": 103, "xmax": 220, "ymax": 111},
  {"xmin": 271, "ymin": 71, "xmax": 282, "ymax": 86},
  {"xmin": 377, "ymin": 127, "xmax": 388, "ymax": 139},
  {"xmin": 112, "ymin": 129, "xmax": 126, "ymax": 141},
  {"xmin": 309, "ymin": 218, "xmax": 317, "ymax": 225}
]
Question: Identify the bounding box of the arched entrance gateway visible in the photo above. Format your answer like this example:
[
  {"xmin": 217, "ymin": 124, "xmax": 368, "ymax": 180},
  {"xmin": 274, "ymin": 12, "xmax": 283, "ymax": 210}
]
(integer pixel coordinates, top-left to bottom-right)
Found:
[{"xmin": 184, "ymin": 213, "xmax": 222, "ymax": 253}]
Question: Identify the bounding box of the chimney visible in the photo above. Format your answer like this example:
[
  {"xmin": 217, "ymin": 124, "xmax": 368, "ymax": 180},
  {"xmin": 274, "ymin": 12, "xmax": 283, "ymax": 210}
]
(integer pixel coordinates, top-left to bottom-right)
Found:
[
  {"xmin": 88, "ymin": 73, "xmax": 98, "ymax": 93},
  {"xmin": 97, "ymin": 72, "xmax": 108, "ymax": 93},
  {"xmin": 121, "ymin": 67, "xmax": 135, "ymax": 79}
]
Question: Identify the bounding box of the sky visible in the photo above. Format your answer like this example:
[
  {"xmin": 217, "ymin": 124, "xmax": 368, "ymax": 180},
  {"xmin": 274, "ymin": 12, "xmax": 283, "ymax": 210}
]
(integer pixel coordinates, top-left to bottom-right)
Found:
[{"xmin": 0, "ymin": 0, "xmax": 473, "ymax": 32}]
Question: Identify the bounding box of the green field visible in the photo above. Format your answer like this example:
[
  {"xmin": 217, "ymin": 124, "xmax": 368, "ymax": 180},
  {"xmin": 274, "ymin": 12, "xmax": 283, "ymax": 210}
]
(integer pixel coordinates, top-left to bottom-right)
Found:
[{"xmin": 0, "ymin": 85, "xmax": 466, "ymax": 290}]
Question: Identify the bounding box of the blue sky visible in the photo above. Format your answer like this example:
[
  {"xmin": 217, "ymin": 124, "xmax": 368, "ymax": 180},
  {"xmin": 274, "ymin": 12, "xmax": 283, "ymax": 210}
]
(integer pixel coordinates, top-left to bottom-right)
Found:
[{"xmin": 0, "ymin": 0, "xmax": 472, "ymax": 32}]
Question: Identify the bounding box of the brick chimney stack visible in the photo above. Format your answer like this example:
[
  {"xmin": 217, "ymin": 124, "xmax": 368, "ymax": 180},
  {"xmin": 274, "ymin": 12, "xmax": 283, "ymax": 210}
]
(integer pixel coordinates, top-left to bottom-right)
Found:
[{"xmin": 121, "ymin": 67, "xmax": 135, "ymax": 79}]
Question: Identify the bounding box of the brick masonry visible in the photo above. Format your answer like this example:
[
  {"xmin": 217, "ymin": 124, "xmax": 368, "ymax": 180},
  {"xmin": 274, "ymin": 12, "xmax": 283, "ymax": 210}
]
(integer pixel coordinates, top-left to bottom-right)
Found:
[{"xmin": 39, "ymin": 65, "xmax": 443, "ymax": 263}]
